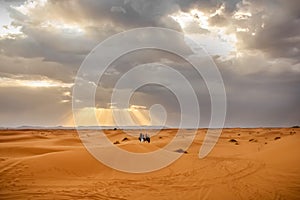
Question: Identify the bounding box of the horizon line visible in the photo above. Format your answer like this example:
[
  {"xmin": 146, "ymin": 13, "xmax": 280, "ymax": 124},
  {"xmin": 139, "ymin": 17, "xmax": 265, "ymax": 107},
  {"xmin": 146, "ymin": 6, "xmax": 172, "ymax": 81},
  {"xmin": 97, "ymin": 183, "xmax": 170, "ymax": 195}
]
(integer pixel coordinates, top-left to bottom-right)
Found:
[{"xmin": 0, "ymin": 125, "xmax": 299, "ymax": 130}]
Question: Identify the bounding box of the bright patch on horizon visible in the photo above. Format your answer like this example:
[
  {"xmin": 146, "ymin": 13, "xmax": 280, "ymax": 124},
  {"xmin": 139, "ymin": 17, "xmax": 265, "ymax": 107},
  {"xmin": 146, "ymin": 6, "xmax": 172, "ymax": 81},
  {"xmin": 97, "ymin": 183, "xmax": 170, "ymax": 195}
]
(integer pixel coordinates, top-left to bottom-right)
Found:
[
  {"xmin": 0, "ymin": 76, "xmax": 73, "ymax": 88},
  {"xmin": 71, "ymin": 107, "xmax": 151, "ymax": 127}
]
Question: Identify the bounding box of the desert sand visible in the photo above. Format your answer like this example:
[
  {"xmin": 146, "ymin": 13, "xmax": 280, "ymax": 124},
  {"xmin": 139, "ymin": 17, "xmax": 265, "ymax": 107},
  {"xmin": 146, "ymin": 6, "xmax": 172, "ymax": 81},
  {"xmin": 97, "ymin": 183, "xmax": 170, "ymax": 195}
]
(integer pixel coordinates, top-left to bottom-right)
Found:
[{"xmin": 0, "ymin": 128, "xmax": 300, "ymax": 199}]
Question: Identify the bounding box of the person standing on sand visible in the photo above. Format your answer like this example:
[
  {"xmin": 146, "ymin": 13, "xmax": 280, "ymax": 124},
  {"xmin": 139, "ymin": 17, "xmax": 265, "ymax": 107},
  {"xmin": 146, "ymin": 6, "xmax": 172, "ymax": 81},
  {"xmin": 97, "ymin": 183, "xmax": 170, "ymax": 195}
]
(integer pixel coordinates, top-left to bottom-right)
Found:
[
  {"xmin": 145, "ymin": 134, "xmax": 150, "ymax": 143},
  {"xmin": 139, "ymin": 133, "xmax": 144, "ymax": 142}
]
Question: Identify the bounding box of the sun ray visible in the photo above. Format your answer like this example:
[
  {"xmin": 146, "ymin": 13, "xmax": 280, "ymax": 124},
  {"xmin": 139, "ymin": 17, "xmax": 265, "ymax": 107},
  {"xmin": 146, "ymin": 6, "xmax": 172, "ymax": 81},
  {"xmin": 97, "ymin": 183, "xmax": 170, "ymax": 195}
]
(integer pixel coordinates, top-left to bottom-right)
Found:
[{"xmin": 68, "ymin": 106, "xmax": 162, "ymax": 127}]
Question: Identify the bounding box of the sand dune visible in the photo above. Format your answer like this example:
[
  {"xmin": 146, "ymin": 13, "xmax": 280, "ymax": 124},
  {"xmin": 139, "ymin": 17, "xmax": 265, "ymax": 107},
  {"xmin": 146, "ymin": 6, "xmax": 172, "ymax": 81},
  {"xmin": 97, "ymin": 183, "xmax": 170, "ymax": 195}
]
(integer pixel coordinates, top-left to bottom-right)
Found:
[{"xmin": 0, "ymin": 128, "xmax": 299, "ymax": 199}]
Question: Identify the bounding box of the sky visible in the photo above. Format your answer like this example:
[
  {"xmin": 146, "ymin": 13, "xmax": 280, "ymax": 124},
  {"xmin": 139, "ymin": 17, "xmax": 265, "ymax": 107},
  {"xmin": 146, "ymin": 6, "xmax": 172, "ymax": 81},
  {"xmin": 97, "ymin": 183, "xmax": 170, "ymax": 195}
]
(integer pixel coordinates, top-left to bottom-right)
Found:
[{"xmin": 0, "ymin": 0, "xmax": 299, "ymax": 127}]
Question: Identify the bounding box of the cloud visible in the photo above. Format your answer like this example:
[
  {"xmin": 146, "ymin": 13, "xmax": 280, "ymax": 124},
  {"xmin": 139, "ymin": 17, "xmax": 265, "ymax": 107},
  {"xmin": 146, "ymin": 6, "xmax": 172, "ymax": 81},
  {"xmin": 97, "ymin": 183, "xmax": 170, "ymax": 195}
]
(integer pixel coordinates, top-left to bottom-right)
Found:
[
  {"xmin": 0, "ymin": 86, "xmax": 71, "ymax": 127},
  {"xmin": 235, "ymin": 0, "xmax": 300, "ymax": 60},
  {"xmin": 208, "ymin": 14, "xmax": 228, "ymax": 26},
  {"xmin": 225, "ymin": 74, "xmax": 300, "ymax": 127},
  {"xmin": 0, "ymin": 0, "xmax": 190, "ymax": 66},
  {"xmin": 202, "ymin": 0, "xmax": 300, "ymax": 61},
  {"xmin": 0, "ymin": 54, "xmax": 75, "ymax": 83},
  {"xmin": 0, "ymin": 75, "xmax": 73, "ymax": 88},
  {"xmin": 216, "ymin": 54, "xmax": 300, "ymax": 127},
  {"xmin": 0, "ymin": 0, "xmax": 299, "ymax": 127}
]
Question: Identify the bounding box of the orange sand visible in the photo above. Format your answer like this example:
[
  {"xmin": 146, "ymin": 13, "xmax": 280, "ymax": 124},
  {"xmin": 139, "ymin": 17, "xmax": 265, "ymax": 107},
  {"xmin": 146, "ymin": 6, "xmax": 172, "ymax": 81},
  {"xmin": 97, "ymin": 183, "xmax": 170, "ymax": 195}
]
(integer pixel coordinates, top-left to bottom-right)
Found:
[{"xmin": 0, "ymin": 128, "xmax": 300, "ymax": 199}]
